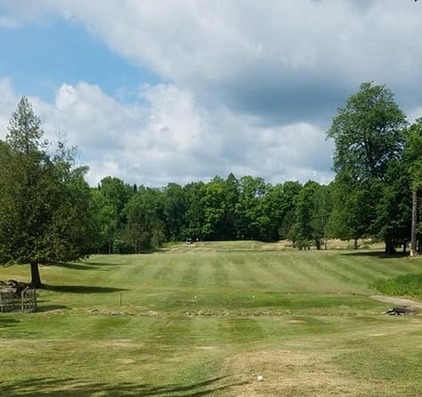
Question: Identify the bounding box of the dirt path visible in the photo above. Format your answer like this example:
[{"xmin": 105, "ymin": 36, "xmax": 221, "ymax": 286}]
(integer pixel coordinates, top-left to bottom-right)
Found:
[{"xmin": 370, "ymin": 295, "xmax": 422, "ymax": 309}]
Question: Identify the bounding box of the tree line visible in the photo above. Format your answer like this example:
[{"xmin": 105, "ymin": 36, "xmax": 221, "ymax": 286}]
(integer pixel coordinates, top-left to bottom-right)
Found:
[{"xmin": 1, "ymin": 82, "xmax": 422, "ymax": 287}]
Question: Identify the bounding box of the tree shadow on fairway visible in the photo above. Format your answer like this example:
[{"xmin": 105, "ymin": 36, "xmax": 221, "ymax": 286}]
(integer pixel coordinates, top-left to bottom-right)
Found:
[
  {"xmin": 0, "ymin": 317, "xmax": 20, "ymax": 327},
  {"xmin": 47, "ymin": 261, "xmax": 121, "ymax": 271},
  {"xmin": 340, "ymin": 250, "xmax": 408, "ymax": 259},
  {"xmin": 34, "ymin": 304, "xmax": 69, "ymax": 313},
  {"xmin": 43, "ymin": 285, "xmax": 127, "ymax": 294},
  {"xmin": 0, "ymin": 376, "xmax": 248, "ymax": 397}
]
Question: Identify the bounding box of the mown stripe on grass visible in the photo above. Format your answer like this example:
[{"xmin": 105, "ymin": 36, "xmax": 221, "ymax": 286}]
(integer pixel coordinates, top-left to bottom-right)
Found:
[
  {"xmin": 334, "ymin": 255, "xmax": 405, "ymax": 284},
  {"xmin": 149, "ymin": 258, "xmax": 178, "ymax": 286},
  {"xmin": 227, "ymin": 253, "xmax": 269, "ymax": 290},
  {"xmin": 177, "ymin": 256, "xmax": 201, "ymax": 287},
  {"xmin": 309, "ymin": 256, "xmax": 370, "ymax": 292}
]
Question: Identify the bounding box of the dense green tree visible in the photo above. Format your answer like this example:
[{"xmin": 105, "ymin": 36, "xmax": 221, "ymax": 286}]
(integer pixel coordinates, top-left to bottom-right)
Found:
[
  {"xmin": 373, "ymin": 161, "xmax": 412, "ymax": 253},
  {"xmin": 200, "ymin": 177, "xmax": 227, "ymax": 240},
  {"xmin": 184, "ymin": 181, "xmax": 205, "ymax": 240},
  {"xmin": 97, "ymin": 176, "xmax": 134, "ymax": 253},
  {"xmin": 235, "ymin": 176, "xmax": 272, "ymax": 241},
  {"xmin": 291, "ymin": 181, "xmax": 321, "ymax": 249},
  {"xmin": 89, "ymin": 189, "xmax": 116, "ymax": 254},
  {"xmin": 260, "ymin": 183, "xmax": 286, "ymax": 241},
  {"xmin": 162, "ymin": 183, "xmax": 188, "ymax": 241},
  {"xmin": 403, "ymin": 119, "xmax": 422, "ymax": 255},
  {"xmin": 221, "ymin": 173, "xmax": 240, "ymax": 240},
  {"xmin": 278, "ymin": 181, "xmax": 302, "ymax": 240},
  {"xmin": 0, "ymin": 97, "xmax": 96, "ymax": 287},
  {"xmin": 310, "ymin": 184, "xmax": 333, "ymax": 249},
  {"xmin": 124, "ymin": 186, "xmax": 165, "ymax": 252},
  {"xmin": 328, "ymin": 176, "xmax": 373, "ymax": 248},
  {"xmin": 327, "ymin": 82, "xmax": 407, "ymax": 181},
  {"xmin": 327, "ymin": 82, "xmax": 407, "ymax": 253}
]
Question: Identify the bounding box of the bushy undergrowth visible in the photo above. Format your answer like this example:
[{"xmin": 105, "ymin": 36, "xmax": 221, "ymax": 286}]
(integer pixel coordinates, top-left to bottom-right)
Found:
[{"xmin": 372, "ymin": 273, "xmax": 422, "ymax": 298}]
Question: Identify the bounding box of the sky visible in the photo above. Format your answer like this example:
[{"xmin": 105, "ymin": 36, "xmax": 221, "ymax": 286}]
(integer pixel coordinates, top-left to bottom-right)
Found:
[{"xmin": 0, "ymin": 0, "xmax": 421, "ymax": 187}]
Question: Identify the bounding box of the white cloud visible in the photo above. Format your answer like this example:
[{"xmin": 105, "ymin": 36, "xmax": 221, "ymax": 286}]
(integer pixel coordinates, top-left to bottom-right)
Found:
[
  {"xmin": 1, "ymin": 0, "xmax": 421, "ymax": 186},
  {"xmin": 0, "ymin": 78, "xmax": 332, "ymax": 186},
  {"xmin": 0, "ymin": 78, "xmax": 19, "ymax": 135},
  {"xmin": 35, "ymin": 1, "xmax": 422, "ymax": 100}
]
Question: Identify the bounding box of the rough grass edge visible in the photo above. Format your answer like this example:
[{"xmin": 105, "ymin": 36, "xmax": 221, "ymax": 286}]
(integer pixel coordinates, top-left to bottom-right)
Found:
[{"xmin": 372, "ymin": 273, "xmax": 422, "ymax": 299}]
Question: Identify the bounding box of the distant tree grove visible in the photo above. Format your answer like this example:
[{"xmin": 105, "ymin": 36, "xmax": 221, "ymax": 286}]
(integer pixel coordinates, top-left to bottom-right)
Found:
[{"xmin": 1, "ymin": 82, "xmax": 422, "ymax": 287}]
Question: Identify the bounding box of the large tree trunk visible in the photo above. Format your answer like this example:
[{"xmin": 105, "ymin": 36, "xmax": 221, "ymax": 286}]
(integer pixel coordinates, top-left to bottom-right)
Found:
[
  {"xmin": 30, "ymin": 262, "xmax": 42, "ymax": 289},
  {"xmin": 410, "ymin": 190, "xmax": 418, "ymax": 257}
]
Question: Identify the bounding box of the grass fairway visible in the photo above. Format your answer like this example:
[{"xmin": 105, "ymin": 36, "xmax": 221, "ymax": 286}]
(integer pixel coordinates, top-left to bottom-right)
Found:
[{"xmin": 1, "ymin": 241, "xmax": 422, "ymax": 396}]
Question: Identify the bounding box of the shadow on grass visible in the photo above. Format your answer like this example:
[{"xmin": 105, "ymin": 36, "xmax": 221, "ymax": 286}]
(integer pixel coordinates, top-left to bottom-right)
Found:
[
  {"xmin": 35, "ymin": 304, "xmax": 69, "ymax": 313},
  {"xmin": 0, "ymin": 317, "xmax": 20, "ymax": 327},
  {"xmin": 0, "ymin": 376, "xmax": 248, "ymax": 397},
  {"xmin": 340, "ymin": 250, "xmax": 408, "ymax": 259},
  {"xmin": 43, "ymin": 285, "xmax": 127, "ymax": 294},
  {"xmin": 47, "ymin": 261, "xmax": 121, "ymax": 271}
]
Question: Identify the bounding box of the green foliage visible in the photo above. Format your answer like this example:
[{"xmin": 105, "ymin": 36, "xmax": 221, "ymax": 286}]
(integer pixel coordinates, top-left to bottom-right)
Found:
[
  {"xmin": 6, "ymin": 97, "xmax": 46, "ymax": 154},
  {"xmin": 200, "ymin": 176, "xmax": 227, "ymax": 240},
  {"xmin": 124, "ymin": 186, "xmax": 165, "ymax": 251},
  {"xmin": 404, "ymin": 118, "xmax": 422, "ymax": 191},
  {"xmin": 327, "ymin": 82, "xmax": 407, "ymax": 181},
  {"xmin": 91, "ymin": 176, "xmax": 134, "ymax": 253},
  {"xmin": 290, "ymin": 181, "xmax": 332, "ymax": 249},
  {"xmin": 278, "ymin": 181, "xmax": 302, "ymax": 239},
  {"xmin": 183, "ymin": 181, "xmax": 205, "ymax": 239},
  {"xmin": 372, "ymin": 273, "xmax": 422, "ymax": 298},
  {"xmin": 0, "ymin": 97, "xmax": 96, "ymax": 286},
  {"xmin": 327, "ymin": 82, "xmax": 410, "ymax": 252},
  {"xmin": 374, "ymin": 160, "xmax": 412, "ymax": 245},
  {"xmin": 4, "ymin": 84, "xmax": 421, "ymax": 266},
  {"xmin": 162, "ymin": 182, "xmax": 188, "ymax": 241},
  {"xmin": 89, "ymin": 189, "xmax": 117, "ymax": 253},
  {"xmin": 311, "ymin": 183, "xmax": 332, "ymax": 245},
  {"xmin": 235, "ymin": 176, "xmax": 270, "ymax": 241}
]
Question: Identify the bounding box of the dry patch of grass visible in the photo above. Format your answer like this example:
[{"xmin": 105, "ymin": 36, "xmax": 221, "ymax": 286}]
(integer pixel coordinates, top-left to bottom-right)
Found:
[{"xmin": 219, "ymin": 349, "xmax": 390, "ymax": 397}]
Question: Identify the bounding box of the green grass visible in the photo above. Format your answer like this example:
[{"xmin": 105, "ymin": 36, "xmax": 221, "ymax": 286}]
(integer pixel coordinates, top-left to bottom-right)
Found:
[
  {"xmin": 0, "ymin": 242, "xmax": 422, "ymax": 396},
  {"xmin": 372, "ymin": 273, "xmax": 422, "ymax": 298}
]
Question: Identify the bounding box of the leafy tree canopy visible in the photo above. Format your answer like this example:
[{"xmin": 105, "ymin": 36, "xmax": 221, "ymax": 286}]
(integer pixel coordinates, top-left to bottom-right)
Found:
[{"xmin": 327, "ymin": 82, "xmax": 407, "ymax": 182}]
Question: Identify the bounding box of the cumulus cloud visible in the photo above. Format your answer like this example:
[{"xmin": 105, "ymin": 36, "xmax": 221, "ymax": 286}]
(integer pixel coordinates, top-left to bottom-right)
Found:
[
  {"xmin": 1, "ymin": 0, "xmax": 421, "ymax": 186},
  {"xmin": 28, "ymin": 0, "xmax": 422, "ymax": 121},
  {"xmin": 0, "ymin": 79, "xmax": 332, "ymax": 186}
]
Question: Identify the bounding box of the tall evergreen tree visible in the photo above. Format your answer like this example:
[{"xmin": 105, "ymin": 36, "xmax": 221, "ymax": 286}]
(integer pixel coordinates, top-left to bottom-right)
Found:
[{"xmin": 0, "ymin": 97, "xmax": 96, "ymax": 287}]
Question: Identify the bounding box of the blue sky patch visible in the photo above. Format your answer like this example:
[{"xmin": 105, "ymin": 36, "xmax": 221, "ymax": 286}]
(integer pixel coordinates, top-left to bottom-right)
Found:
[{"xmin": 0, "ymin": 18, "xmax": 161, "ymax": 102}]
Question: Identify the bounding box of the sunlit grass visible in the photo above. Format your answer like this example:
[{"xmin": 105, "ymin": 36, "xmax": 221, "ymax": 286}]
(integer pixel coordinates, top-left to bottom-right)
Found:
[{"xmin": 0, "ymin": 243, "xmax": 421, "ymax": 396}]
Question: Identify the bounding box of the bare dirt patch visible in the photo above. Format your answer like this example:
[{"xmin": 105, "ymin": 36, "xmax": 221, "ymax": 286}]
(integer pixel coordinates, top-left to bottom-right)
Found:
[
  {"xmin": 219, "ymin": 350, "xmax": 374, "ymax": 396},
  {"xmin": 370, "ymin": 295, "xmax": 422, "ymax": 310}
]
